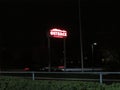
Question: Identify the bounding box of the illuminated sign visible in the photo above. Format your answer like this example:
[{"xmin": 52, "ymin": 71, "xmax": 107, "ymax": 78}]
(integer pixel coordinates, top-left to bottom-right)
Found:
[{"xmin": 50, "ymin": 28, "xmax": 67, "ymax": 38}]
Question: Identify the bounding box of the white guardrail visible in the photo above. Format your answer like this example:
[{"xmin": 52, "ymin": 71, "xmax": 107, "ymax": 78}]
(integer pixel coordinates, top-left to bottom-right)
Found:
[{"xmin": 1, "ymin": 71, "xmax": 120, "ymax": 84}]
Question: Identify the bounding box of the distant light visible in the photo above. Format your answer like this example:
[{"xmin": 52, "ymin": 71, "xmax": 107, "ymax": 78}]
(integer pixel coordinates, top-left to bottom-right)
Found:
[
  {"xmin": 49, "ymin": 28, "xmax": 67, "ymax": 38},
  {"xmin": 93, "ymin": 42, "xmax": 97, "ymax": 45}
]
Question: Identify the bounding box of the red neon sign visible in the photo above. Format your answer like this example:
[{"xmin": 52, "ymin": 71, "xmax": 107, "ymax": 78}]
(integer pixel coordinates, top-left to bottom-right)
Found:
[{"xmin": 50, "ymin": 28, "xmax": 67, "ymax": 38}]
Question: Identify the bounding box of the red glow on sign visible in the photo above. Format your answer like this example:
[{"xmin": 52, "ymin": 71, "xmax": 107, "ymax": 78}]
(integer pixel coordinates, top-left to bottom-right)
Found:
[
  {"xmin": 58, "ymin": 66, "xmax": 64, "ymax": 69},
  {"xmin": 50, "ymin": 28, "xmax": 67, "ymax": 38},
  {"xmin": 24, "ymin": 67, "xmax": 30, "ymax": 71}
]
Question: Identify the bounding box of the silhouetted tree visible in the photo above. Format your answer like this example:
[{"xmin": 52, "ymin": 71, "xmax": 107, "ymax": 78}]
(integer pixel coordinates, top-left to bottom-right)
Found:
[{"xmin": 101, "ymin": 47, "xmax": 120, "ymax": 71}]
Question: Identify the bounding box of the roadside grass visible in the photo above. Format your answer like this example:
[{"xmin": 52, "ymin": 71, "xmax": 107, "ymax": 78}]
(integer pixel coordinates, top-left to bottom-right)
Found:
[{"xmin": 0, "ymin": 76, "xmax": 120, "ymax": 90}]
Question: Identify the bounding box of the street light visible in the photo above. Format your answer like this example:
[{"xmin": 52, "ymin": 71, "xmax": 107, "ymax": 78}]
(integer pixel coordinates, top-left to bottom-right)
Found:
[{"xmin": 91, "ymin": 42, "xmax": 97, "ymax": 71}]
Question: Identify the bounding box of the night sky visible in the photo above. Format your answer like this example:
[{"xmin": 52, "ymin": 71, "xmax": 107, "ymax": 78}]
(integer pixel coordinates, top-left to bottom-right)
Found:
[{"xmin": 0, "ymin": 0, "xmax": 119, "ymax": 70}]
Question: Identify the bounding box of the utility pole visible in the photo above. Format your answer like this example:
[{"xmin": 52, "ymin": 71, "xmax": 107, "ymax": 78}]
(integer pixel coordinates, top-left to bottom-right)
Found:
[{"xmin": 78, "ymin": 0, "xmax": 84, "ymax": 72}]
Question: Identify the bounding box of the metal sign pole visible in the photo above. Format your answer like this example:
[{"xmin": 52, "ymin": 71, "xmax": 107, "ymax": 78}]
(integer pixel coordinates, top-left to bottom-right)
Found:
[
  {"xmin": 63, "ymin": 38, "xmax": 66, "ymax": 72},
  {"xmin": 48, "ymin": 35, "xmax": 51, "ymax": 72}
]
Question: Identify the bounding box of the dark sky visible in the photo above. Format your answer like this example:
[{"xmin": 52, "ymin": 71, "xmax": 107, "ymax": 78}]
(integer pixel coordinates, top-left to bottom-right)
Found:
[{"xmin": 0, "ymin": 0, "xmax": 119, "ymax": 69}]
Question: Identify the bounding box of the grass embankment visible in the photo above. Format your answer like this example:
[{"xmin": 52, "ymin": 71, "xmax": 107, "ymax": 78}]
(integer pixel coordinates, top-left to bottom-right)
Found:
[{"xmin": 0, "ymin": 76, "xmax": 120, "ymax": 90}]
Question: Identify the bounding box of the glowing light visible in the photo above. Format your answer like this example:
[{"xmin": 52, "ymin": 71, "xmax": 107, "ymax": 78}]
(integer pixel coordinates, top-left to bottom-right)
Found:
[
  {"xmin": 50, "ymin": 28, "xmax": 67, "ymax": 38},
  {"xmin": 58, "ymin": 66, "xmax": 64, "ymax": 69},
  {"xmin": 24, "ymin": 67, "xmax": 30, "ymax": 71}
]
